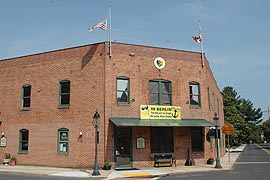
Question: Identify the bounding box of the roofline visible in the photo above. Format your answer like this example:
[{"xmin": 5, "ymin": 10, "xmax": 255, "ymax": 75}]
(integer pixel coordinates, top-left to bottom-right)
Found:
[{"xmin": 0, "ymin": 41, "xmax": 203, "ymax": 62}]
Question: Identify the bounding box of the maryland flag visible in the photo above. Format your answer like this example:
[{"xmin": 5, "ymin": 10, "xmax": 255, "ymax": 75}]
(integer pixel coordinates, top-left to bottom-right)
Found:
[{"xmin": 192, "ymin": 32, "xmax": 202, "ymax": 43}]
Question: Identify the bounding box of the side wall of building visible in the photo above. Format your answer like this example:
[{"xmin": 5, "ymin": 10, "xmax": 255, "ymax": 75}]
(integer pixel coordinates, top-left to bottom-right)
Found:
[{"xmin": 0, "ymin": 43, "xmax": 106, "ymax": 167}]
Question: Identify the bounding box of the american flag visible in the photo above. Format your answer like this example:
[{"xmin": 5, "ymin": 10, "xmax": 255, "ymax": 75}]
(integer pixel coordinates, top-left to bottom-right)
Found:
[
  {"xmin": 88, "ymin": 20, "xmax": 107, "ymax": 32},
  {"xmin": 192, "ymin": 32, "xmax": 202, "ymax": 43}
]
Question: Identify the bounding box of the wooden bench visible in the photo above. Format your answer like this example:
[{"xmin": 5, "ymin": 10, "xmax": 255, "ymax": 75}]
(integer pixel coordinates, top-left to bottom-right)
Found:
[{"xmin": 154, "ymin": 154, "xmax": 176, "ymax": 167}]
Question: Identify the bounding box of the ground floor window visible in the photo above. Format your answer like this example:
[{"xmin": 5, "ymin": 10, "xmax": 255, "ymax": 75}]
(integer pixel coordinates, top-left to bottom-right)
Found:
[
  {"xmin": 19, "ymin": 129, "xmax": 29, "ymax": 152},
  {"xmin": 191, "ymin": 127, "xmax": 203, "ymax": 152},
  {"xmin": 58, "ymin": 128, "xmax": 69, "ymax": 153},
  {"xmin": 151, "ymin": 127, "xmax": 173, "ymax": 153}
]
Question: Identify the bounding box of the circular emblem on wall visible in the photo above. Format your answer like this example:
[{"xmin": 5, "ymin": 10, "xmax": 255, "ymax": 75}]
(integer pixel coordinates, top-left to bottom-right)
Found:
[{"xmin": 154, "ymin": 57, "xmax": 166, "ymax": 70}]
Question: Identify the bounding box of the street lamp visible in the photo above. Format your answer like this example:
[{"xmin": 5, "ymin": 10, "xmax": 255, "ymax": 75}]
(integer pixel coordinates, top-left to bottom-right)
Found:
[
  {"xmin": 92, "ymin": 109, "xmax": 101, "ymax": 176},
  {"xmin": 213, "ymin": 112, "xmax": 222, "ymax": 169}
]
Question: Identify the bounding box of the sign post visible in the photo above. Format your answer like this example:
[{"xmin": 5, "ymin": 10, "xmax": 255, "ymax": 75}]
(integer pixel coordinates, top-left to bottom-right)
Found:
[{"xmin": 222, "ymin": 123, "xmax": 234, "ymax": 162}]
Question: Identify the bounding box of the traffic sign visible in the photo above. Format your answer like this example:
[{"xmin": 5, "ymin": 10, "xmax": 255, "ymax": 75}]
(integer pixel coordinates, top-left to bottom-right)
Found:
[{"xmin": 222, "ymin": 123, "xmax": 234, "ymax": 136}]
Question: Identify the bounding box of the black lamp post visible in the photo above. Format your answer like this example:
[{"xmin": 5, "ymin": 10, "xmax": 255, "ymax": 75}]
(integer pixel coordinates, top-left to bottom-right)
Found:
[
  {"xmin": 213, "ymin": 112, "xmax": 222, "ymax": 169},
  {"xmin": 92, "ymin": 109, "xmax": 101, "ymax": 176}
]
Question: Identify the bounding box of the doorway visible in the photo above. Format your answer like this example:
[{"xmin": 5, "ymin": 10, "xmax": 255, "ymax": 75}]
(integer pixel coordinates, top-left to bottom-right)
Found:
[{"xmin": 115, "ymin": 127, "xmax": 132, "ymax": 169}]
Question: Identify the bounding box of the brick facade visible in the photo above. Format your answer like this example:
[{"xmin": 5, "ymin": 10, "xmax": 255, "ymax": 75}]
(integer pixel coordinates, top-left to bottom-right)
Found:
[{"xmin": 0, "ymin": 42, "xmax": 224, "ymax": 168}]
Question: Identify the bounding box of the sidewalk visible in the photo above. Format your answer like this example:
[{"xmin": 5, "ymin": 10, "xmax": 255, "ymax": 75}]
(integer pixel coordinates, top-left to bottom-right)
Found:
[{"xmin": 0, "ymin": 144, "xmax": 245, "ymax": 179}]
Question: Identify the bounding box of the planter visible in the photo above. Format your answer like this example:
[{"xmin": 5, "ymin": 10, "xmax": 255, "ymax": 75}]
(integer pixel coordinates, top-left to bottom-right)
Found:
[
  {"xmin": 207, "ymin": 158, "xmax": 214, "ymax": 164},
  {"xmin": 9, "ymin": 160, "xmax": 16, "ymax": 166},
  {"xmin": 3, "ymin": 159, "xmax": 10, "ymax": 165},
  {"xmin": 102, "ymin": 165, "xmax": 112, "ymax": 170}
]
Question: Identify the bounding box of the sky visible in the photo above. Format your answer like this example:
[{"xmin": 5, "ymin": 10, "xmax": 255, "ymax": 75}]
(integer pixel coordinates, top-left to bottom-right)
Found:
[{"xmin": 0, "ymin": 0, "xmax": 269, "ymax": 119}]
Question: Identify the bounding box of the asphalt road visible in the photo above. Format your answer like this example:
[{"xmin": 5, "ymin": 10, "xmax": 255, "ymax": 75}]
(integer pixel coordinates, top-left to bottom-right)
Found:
[{"xmin": 161, "ymin": 144, "xmax": 270, "ymax": 180}]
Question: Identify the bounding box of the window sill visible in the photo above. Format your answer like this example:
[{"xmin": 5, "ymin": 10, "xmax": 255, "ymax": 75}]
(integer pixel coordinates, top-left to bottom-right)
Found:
[
  {"xmin": 189, "ymin": 105, "xmax": 201, "ymax": 109},
  {"xmin": 18, "ymin": 151, "xmax": 28, "ymax": 154},
  {"xmin": 20, "ymin": 107, "xmax": 30, "ymax": 111},
  {"xmin": 58, "ymin": 105, "xmax": 70, "ymax": 109}
]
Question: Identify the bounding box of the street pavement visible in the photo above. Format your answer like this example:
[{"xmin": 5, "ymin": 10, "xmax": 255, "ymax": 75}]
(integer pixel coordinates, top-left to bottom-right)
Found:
[{"xmin": 0, "ymin": 144, "xmax": 247, "ymax": 179}]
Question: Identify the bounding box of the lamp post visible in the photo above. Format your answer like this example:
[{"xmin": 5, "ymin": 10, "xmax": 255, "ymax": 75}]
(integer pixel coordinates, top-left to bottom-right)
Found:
[
  {"xmin": 213, "ymin": 112, "xmax": 222, "ymax": 169},
  {"xmin": 92, "ymin": 109, "xmax": 100, "ymax": 176}
]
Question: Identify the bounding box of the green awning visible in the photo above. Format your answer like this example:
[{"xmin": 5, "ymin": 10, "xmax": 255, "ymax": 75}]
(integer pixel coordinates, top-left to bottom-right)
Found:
[{"xmin": 109, "ymin": 117, "xmax": 214, "ymax": 127}]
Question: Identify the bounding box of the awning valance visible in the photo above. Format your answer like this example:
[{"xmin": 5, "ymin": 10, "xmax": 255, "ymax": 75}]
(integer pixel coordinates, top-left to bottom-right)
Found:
[{"xmin": 109, "ymin": 117, "xmax": 214, "ymax": 127}]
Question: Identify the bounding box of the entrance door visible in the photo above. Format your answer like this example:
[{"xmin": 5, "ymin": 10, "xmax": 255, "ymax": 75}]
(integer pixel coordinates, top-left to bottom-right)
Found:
[{"xmin": 115, "ymin": 127, "xmax": 132, "ymax": 169}]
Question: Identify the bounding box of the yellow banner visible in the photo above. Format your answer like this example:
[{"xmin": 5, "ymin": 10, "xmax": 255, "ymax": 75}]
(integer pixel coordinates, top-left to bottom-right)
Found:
[{"xmin": 140, "ymin": 105, "xmax": 181, "ymax": 120}]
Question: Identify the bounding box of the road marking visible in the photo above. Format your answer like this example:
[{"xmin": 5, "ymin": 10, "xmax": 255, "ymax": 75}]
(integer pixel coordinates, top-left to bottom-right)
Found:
[
  {"xmin": 256, "ymin": 144, "xmax": 270, "ymax": 155},
  {"xmin": 235, "ymin": 162, "xmax": 270, "ymax": 164}
]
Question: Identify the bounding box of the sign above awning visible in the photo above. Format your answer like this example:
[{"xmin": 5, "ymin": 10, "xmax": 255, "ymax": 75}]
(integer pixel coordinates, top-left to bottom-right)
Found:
[
  {"xmin": 109, "ymin": 117, "xmax": 214, "ymax": 127},
  {"xmin": 140, "ymin": 105, "xmax": 181, "ymax": 120}
]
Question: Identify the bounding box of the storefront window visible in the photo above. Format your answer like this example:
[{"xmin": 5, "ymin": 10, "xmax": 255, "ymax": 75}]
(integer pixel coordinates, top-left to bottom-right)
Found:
[
  {"xmin": 151, "ymin": 127, "xmax": 173, "ymax": 153},
  {"xmin": 191, "ymin": 127, "xmax": 203, "ymax": 152}
]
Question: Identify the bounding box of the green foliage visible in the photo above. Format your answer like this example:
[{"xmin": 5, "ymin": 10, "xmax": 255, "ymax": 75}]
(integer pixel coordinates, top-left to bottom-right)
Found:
[
  {"xmin": 222, "ymin": 86, "xmax": 264, "ymax": 145},
  {"xmin": 261, "ymin": 120, "xmax": 270, "ymax": 142}
]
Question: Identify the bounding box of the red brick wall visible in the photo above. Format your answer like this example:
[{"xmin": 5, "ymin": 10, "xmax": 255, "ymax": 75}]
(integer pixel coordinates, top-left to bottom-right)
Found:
[{"xmin": 0, "ymin": 42, "xmax": 224, "ymax": 168}]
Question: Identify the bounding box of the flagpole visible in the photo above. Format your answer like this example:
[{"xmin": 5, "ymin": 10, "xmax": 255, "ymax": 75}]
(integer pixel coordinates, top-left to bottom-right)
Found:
[
  {"xmin": 109, "ymin": 5, "xmax": 112, "ymax": 58},
  {"xmin": 198, "ymin": 20, "xmax": 204, "ymax": 67}
]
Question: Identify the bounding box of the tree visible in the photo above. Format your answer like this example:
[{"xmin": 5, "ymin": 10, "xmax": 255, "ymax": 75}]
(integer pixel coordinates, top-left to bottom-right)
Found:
[
  {"xmin": 261, "ymin": 120, "xmax": 270, "ymax": 142},
  {"xmin": 221, "ymin": 86, "xmax": 264, "ymax": 145}
]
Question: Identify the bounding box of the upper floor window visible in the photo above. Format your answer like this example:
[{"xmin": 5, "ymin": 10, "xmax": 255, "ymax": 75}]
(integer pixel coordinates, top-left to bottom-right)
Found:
[
  {"xmin": 116, "ymin": 77, "xmax": 130, "ymax": 104},
  {"xmin": 22, "ymin": 85, "xmax": 31, "ymax": 109},
  {"xmin": 189, "ymin": 82, "xmax": 201, "ymax": 106},
  {"xmin": 19, "ymin": 129, "xmax": 29, "ymax": 152},
  {"xmin": 59, "ymin": 80, "xmax": 70, "ymax": 107},
  {"xmin": 149, "ymin": 80, "xmax": 171, "ymax": 105},
  {"xmin": 58, "ymin": 128, "xmax": 69, "ymax": 153}
]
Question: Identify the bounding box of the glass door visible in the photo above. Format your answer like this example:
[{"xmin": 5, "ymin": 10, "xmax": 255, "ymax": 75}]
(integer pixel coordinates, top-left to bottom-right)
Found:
[{"xmin": 115, "ymin": 127, "xmax": 132, "ymax": 169}]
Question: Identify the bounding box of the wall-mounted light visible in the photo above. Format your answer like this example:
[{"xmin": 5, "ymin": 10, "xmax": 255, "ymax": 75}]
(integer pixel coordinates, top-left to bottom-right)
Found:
[
  {"xmin": 129, "ymin": 52, "xmax": 135, "ymax": 57},
  {"xmin": 1, "ymin": 132, "xmax": 4, "ymax": 138},
  {"xmin": 79, "ymin": 132, "xmax": 83, "ymax": 138}
]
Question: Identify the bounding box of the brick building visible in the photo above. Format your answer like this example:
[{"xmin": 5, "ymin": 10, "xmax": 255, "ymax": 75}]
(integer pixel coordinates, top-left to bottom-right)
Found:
[{"xmin": 0, "ymin": 42, "xmax": 225, "ymax": 168}]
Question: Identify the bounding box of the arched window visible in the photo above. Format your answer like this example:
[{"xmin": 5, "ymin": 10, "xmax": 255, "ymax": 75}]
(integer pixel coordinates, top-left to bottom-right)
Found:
[
  {"xmin": 59, "ymin": 80, "xmax": 70, "ymax": 107},
  {"xmin": 58, "ymin": 128, "xmax": 69, "ymax": 153},
  {"xmin": 19, "ymin": 129, "xmax": 29, "ymax": 152}
]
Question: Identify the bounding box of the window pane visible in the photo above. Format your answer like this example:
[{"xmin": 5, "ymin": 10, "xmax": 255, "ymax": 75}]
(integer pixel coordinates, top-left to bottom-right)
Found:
[
  {"xmin": 21, "ymin": 130, "xmax": 29, "ymax": 141},
  {"xmin": 22, "ymin": 142, "xmax": 28, "ymax": 151},
  {"xmin": 190, "ymin": 95, "xmax": 199, "ymax": 105},
  {"xmin": 149, "ymin": 94, "xmax": 159, "ymax": 105},
  {"xmin": 117, "ymin": 79, "xmax": 128, "ymax": 91},
  {"xmin": 117, "ymin": 91, "xmax": 128, "ymax": 102},
  {"xmin": 161, "ymin": 82, "xmax": 170, "ymax": 93},
  {"xmin": 161, "ymin": 94, "xmax": 170, "ymax": 105},
  {"xmin": 61, "ymin": 81, "xmax": 70, "ymax": 93},
  {"xmin": 61, "ymin": 94, "xmax": 70, "ymax": 105},
  {"xmin": 23, "ymin": 98, "xmax": 31, "ymax": 107},
  {"xmin": 149, "ymin": 81, "xmax": 158, "ymax": 93},
  {"xmin": 23, "ymin": 86, "xmax": 31, "ymax": 97},
  {"xmin": 60, "ymin": 132, "xmax": 68, "ymax": 141}
]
